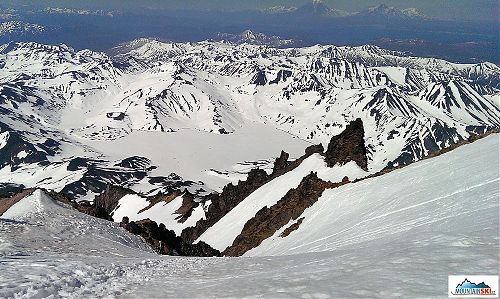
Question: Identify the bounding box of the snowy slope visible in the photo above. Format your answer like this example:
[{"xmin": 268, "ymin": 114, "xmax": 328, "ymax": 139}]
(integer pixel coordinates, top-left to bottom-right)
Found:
[
  {"xmin": 0, "ymin": 135, "xmax": 497, "ymax": 298},
  {"xmin": 247, "ymin": 134, "xmax": 499, "ymax": 256},
  {"xmin": 0, "ymin": 190, "xmax": 153, "ymax": 256}
]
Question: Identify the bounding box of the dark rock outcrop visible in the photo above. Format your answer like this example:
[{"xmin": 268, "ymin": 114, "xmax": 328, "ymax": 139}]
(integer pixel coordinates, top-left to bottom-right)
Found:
[
  {"xmin": 223, "ymin": 172, "xmax": 343, "ymax": 257},
  {"xmin": 76, "ymin": 200, "xmax": 114, "ymax": 221},
  {"xmin": 181, "ymin": 140, "xmax": 338, "ymax": 244},
  {"xmin": 251, "ymin": 70, "xmax": 268, "ymax": 86},
  {"xmin": 0, "ymin": 183, "xmax": 25, "ymax": 198},
  {"xmin": 120, "ymin": 218, "xmax": 221, "ymax": 257},
  {"xmin": 67, "ymin": 185, "xmax": 136, "ymax": 221},
  {"xmin": 94, "ymin": 185, "xmax": 135, "ymax": 216},
  {"xmin": 280, "ymin": 217, "xmax": 304, "ymax": 238},
  {"xmin": 305, "ymin": 143, "xmax": 324, "ymax": 156},
  {"xmin": 181, "ymin": 168, "xmax": 270, "ymax": 243},
  {"xmin": 272, "ymin": 151, "xmax": 290, "ymax": 175},
  {"xmin": 324, "ymin": 118, "xmax": 368, "ymax": 171},
  {"xmin": 175, "ymin": 191, "xmax": 200, "ymax": 223}
]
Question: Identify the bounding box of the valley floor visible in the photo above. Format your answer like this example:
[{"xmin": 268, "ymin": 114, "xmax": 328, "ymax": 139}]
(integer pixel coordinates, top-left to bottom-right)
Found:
[{"xmin": 0, "ymin": 135, "xmax": 498, "ymax": 299}]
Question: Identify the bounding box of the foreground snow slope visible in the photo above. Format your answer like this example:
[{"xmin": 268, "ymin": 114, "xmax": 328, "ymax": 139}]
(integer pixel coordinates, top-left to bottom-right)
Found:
[
  {"xmin": 0, "ymin": 135, "xmax": 498, "ymax": 298},
  {"xmin": 248, "ymin": 133, "xmax": 499, "ymax": 256},
  {"xmin": 0, "ymin": 190, "xmax": 153, "ymax": 257}
]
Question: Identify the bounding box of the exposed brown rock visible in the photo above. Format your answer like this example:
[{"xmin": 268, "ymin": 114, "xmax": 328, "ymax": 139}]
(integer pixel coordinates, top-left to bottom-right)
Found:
[
  {"xmin": 272, "ymin": 150, "xmax": 290, "ymax": 176},
  {"xmin": 46, "ymin": 190, "xmax": 74, "ymax": 205},
  {"xmin": 120, "ymin": 218, "xmax": 221, "ymax": 257},
  {"xmin": 324, "ymin": 118, "xmax": 368, "ymax": 171},
  {"xmin": 138, "ymin": 190, "xmax": 182, "ymax": 214},
  {"xmin": 75, "ymin": 200, "xmax": 114, "ymax": 221},
  {"xmin": 94, "ymin": 185, "xmax": 135, "ymax": 215},
  {"xmin": 181, "ymin": 168, "xmax": 270, "ymax": 243},
  {"xmin": 223, "ymin": 172, "xmax": 345, "ymax": 257},
  {"xmin": 175, "ymin": 191, "xmax": 200, "ymax": 223},
  {"xmin": 305, "ymin": 143, "xmax": 324, "ymax": 156},
  {"xmin": 280, "ymin": 217, "xmax": 304, "ymax": 238},
  {"xmin": 0, "ymin": 188, "xmax": 35, "ymax": 216}
]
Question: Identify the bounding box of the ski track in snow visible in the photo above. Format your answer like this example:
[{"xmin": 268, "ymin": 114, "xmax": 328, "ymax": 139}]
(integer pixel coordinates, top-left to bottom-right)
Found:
[{"xmin": 293, "ymin": 177, "xmax": 499, "ymax": 252}]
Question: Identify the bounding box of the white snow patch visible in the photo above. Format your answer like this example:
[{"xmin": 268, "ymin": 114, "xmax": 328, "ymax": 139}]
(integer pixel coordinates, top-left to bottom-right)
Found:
[
  {"xmin": 2, "ymin": 190, "xmax": 50, "ymax": 220},
  {"xmin": 0, "ymin": 131, "xmax": 8, "ymax": 149},
  {"xmin": 112, "ymin": 193, "xmax": 206, "ymax": 235},
  {"xmin": 16, "ymin": 150, "xmax": 28, "ymax": 159},
  {"xmin": 374, "ymin": 66, "xmax": 407, "ymax": 85}
]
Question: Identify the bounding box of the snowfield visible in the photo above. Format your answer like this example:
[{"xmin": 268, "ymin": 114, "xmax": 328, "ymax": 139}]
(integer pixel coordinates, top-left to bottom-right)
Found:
[
  {"xmin": 0, "ymin": 135, "xmax": 498, "ymax": 298},
  {"xmin": 89, "ymin": 123, "xmax": 310, "ymax": 192}
]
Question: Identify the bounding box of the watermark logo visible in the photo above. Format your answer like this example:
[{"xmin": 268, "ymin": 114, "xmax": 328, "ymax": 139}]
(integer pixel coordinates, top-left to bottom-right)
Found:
[{"xmin": 449, "ymin": 276, "xmax": 499, "ymax": 298}]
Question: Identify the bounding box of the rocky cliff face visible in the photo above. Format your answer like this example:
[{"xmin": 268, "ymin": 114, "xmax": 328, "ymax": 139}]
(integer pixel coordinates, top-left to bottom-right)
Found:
[
  {"xmin": 181, "ymin": 142, "xmax": 326, "ymax": 243},
  {"xmin": 223, "ymin": 172, "xmax": 343, "ymax": 257},
  {"xmin": 221, "ymin": 119, "xmax": 367, "ymax": 256},
  {"xmin": 181, "ymin": 168, "xmax": 270, "ymax": 243},
  {"xmin": 324, "ymin": 118, "xmax": 368, "ymax": 170},
  {"xmin": 120, "ymin": 217, "xmax": 221, "ymax": 257}
]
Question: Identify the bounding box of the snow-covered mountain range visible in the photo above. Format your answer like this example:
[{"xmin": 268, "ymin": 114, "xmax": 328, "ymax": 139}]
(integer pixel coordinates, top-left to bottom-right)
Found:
[
  {"xmin": 263, "ymin": 2, "xmax": 427, "ymax": 20},
  {"xmin": 0, "ymin": 21, "xmax": 45, "ymax": 36},
  {"xmin": 0, "ymin": 39, "xmax": 498, "ymax": 198},
  {"xmin": 358, "ymin": 4, "xmax": 427, "ymax": 19},
  {"xmin": 213, "ymin": 30, "xmax": 302, "ymax": 48},
  {"xmin": 42, "ymin": 7, "xmax": 118, "ymax": 17}
]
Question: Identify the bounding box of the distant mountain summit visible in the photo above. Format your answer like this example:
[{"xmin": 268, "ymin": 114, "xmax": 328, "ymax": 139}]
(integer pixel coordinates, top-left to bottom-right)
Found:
[
  {"xmin": 262, "ymin": 6, "xmax": 298, "ymax": 14},
  {"xmin": 213, "ymin": 30, "xmax": 302, "ymax": 47},
  {"xmin": 263, "ymin": 0, "xmax": 351, "ymax": 17},
  {"xmin": 263, "ymin": 2, "xmax": 426, "ymax": 20},
  {"xmin": 294, "ymin": 0, "xmax": 351, "ymax": 17},
  {"xmin": 358, "ymin": 4, "xmax": 427, "ymax": 19}
]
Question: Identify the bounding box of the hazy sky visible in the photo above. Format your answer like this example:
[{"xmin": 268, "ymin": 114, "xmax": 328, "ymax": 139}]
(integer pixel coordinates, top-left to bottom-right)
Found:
[{"xmin": 6, "ymin": 0, "xmax": 499, "ymax": 21}]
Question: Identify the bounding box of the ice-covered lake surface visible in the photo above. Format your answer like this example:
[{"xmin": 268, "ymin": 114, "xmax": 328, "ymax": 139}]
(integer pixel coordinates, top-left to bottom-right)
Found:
[{"xmin": 0, "ymin": 135, "xmax": 498, "ymax": 299}]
